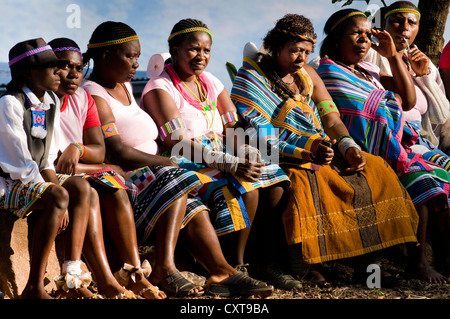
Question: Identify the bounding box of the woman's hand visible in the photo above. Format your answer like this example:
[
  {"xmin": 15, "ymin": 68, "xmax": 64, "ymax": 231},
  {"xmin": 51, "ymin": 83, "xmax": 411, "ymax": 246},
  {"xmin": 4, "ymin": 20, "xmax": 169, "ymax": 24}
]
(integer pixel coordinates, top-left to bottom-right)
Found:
[
  {"xmin": 314, "ymin": 141, "xmax": 334, "ymax": 166},
  {"xmin": 371, "ymin": 29, "xmax": 397, "ymax": 59},
  {"xmin": 407, "ymin": 46, "xmax": 430, "ymax": 76},
  {"xmin": 345, "ymin": 147, "xmax": 366, "ymax": 172},
  {"xmin": 58, "ymin": 209, "xmax": 70, "ymax": 234},
  {"xmin": 235, "ymin": 161, "xmax": 263, "ymax": 182},
  {"xmin": 55, "ymin": 144, "xmax": 80, "ymax": 175}
]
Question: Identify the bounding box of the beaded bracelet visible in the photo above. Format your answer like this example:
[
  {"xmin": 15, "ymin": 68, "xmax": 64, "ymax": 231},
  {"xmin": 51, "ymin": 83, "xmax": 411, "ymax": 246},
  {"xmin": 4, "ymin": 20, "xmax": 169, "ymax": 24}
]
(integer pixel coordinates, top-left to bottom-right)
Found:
[
  {"xmin": 220, "ymin": 111, "xmax": 240, "ymax": 125},
  {"xmin": 159, "ymin": 118, "xmax": 186, "ymax": 141},
  {"xmin": 336, "ymin": 135, "xmax": 353, "ymax": 144},
  {"xmin": 71, "ymin": 142, "xmax": 86, "ymax": 159}
]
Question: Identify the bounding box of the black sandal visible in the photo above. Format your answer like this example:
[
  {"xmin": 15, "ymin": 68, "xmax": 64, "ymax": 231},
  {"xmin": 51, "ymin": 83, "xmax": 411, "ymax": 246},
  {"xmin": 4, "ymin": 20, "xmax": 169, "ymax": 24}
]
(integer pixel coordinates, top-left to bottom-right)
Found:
[
  {"xmin": 206, "ymin": 272, "xmax": 274, "ymax": 298},
  {"xmin": 157, "ymin": 272, "xmax": 204, "ymax": 297}
]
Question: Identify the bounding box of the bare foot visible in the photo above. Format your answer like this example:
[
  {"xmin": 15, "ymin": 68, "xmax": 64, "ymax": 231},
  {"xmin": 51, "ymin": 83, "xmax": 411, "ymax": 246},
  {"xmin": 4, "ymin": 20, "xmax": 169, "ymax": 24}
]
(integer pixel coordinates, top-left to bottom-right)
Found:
[
  {"xmin": 412, "ymin": 261, "xmax": 450, "ymax": 284},
  {"xmin": 127, "ymin": 275, "xmax": 167, "ymax": 299},
  {"xmin": 21, "ymin": 286, "xmax": 53, "ymax": 299},
  {"xmin": 55, "ymin": 287, "xmax": 94, "ymax": 299}
]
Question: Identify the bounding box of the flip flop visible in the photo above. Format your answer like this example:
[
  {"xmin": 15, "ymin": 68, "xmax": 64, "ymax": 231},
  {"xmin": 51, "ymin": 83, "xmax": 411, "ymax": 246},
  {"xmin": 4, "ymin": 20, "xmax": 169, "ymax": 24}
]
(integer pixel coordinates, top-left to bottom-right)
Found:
[
  {"xmin": 157, "ymin": 272, "xmax": 204, "ymax": 297},
  {"xmin": 206, "ymin": 272, "xmax": 274, "ymax": 298}
]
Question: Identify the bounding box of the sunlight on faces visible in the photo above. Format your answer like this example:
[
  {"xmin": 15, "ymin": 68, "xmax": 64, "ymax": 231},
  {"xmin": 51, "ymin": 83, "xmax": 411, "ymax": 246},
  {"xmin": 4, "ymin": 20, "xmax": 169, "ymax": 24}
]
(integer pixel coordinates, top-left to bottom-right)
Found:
[
  {"xmin": 338, "ymin": 16, "xmax": 372, "ymax": 65},
  {"xmin": 276, "ymin": 40, "xmax": 313, "ymax": 75},
  {"xmin": 172, "ymin": 32, "xmax": 212, "ymax": 79},
  {"xmin": 384, "ymin": 12, "xmax": 420, "ymax": 52},
  {"xmin": 107, "ymin": 40, "xmax": 141, "ymax": 83},
  {"xmin": 55, "ymin": 50, "xmax": 84, "ymax": 96}
]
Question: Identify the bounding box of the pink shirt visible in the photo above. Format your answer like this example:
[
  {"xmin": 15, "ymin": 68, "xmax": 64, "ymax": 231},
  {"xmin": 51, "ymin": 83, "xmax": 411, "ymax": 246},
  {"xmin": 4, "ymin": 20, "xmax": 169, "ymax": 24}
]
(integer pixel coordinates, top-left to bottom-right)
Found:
[
  {"xmin": 82, "ymin": 80, "xmax": 159, "ymax": 155},
  {"xmin": 58, "ymin": 87, "xmax": 100, "ymax": 150},
  {"xmin": 141, "ymin": 70, "xmax": 225, "ymax": 139}
]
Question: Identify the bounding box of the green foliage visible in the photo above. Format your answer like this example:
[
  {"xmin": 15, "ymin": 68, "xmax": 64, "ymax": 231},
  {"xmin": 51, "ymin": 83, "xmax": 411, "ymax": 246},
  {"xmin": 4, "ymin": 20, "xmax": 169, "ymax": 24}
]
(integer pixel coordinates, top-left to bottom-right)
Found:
[{"xmin": 226, "ymin": 62, "xmax": 237, "ymax": 83}]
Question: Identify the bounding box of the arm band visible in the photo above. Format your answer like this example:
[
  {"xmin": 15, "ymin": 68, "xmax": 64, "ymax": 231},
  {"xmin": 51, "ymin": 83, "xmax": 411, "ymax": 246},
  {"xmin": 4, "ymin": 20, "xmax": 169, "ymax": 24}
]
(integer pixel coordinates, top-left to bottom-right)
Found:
[
  {"xmin": 220, "ymin": 111, "xmax": 240, "ymax": 125},
  {"xmin": 159, "ymin": 118, "xmax": 186, "ymax": 141},
  {"xmin": 71, "ymin": 142, "xmax": 86, "ymax": 159},
  {"xmin": 337, "ymin": 137, "xmax": 361, "ymax": 157},
  {"xmin": 101, "ymin": 122, "xmax": 119, "ymax": 139},
  {"xmin": 316, "ymin": 100, "xmax": 340, "ymax": 117}
]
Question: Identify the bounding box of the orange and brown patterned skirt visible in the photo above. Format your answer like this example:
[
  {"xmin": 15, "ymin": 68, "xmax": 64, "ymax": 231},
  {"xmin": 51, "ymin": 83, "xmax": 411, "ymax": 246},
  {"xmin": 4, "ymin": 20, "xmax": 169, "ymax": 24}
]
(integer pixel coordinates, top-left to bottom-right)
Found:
[{"xmin": 282, "ymin": 151, "xmax": 419, "ymax": 264}]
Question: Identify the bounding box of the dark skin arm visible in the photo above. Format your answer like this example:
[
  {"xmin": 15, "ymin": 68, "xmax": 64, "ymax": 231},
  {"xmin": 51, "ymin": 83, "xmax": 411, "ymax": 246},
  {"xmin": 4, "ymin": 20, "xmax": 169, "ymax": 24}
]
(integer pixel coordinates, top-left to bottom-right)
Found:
[
  {"xmin": 91, "ymin": 94, "xmax": 177, "ymax": 170},
  {"xmin": 371, "ymin": 29, "xmax": 416, "ymax": 111},
  {"xmin": 55, "ymin": 126, "xmax": 105, "ymax": 175},
  {"xmin": 142, "ymin": 87, "xmax": 262, "ymax": 182},
  {"xmin": 304, "ymin": 64, "xmax": 365, "ymax": 172}
]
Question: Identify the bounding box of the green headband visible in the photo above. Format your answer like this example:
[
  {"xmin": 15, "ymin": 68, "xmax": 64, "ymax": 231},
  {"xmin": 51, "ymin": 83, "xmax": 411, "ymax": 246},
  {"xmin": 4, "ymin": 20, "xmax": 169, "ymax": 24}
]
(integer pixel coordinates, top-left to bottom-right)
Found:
[
  {"xmin": 168, "ymin": 27, "xmax": 213, "ymax": 42},
  {"xmin": 87, "ymin": 35, "xmax": 139, "ymax": 49},
  {"xmin": 330, "ymin": 11, "xmax": 367, "ymax": 32},
  {"xmin": 384, "ymin": 8, "xmax": 421, "ymax": 20}
]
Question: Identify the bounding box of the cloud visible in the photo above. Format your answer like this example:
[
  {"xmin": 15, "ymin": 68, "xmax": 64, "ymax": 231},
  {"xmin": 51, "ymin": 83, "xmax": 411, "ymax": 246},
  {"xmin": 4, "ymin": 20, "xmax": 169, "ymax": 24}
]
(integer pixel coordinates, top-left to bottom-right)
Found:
[{"xmin": 0, "ymin": 0, "xmax": 445, "ymax": 89}]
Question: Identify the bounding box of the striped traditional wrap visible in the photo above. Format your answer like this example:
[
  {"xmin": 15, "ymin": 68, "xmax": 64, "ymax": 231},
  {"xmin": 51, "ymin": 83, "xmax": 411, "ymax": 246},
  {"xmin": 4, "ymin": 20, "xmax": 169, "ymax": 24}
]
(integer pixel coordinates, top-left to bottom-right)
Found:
[
  {"xmin": 230, "ymin": 56, "xmax": 419, "ymax": 264},
  {"xmin": 231, "ymin": 57, "xmax": 327, "ymax": 171},
  {"xmin": 318, "ymin": 58, "xmax": 450, "ymax": 209}
]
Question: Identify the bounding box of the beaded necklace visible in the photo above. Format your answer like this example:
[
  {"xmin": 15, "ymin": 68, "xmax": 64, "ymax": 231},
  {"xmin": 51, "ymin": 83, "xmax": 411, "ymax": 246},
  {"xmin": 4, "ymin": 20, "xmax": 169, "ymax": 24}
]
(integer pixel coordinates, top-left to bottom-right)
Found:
[{"xmin": 181, "ymin": 77, "xmax": 220, "ymax": 150}]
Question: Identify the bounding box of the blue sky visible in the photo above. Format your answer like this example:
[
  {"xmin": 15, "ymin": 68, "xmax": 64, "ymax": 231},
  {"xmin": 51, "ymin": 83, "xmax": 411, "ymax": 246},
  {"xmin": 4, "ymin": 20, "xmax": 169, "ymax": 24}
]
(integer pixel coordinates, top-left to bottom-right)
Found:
[{"xmin": 0, "ymin": 0, "xmax": 445, "ymax": 89}]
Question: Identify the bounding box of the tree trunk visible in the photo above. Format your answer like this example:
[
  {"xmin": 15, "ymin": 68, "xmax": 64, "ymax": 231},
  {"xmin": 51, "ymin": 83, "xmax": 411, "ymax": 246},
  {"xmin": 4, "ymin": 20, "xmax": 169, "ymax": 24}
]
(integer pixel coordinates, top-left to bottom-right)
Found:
[{"xmin": 415, "ymin": 0, "xmax": 450, "ymax": 65}]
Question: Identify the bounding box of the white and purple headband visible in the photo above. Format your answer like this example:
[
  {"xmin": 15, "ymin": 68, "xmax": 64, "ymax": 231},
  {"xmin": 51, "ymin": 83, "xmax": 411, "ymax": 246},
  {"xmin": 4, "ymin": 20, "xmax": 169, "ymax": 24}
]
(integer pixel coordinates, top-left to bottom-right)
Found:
[{"xmin": 8, "ymin": 44, "xmax": 52, "ymax": 67}]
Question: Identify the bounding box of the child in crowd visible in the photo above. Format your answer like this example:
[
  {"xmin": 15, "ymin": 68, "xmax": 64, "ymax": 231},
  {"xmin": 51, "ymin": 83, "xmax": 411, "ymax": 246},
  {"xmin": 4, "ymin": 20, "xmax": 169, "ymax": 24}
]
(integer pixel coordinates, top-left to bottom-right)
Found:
[{"xmin": 0, "ymin": 38, "xmax": 92, "ymax": 298}]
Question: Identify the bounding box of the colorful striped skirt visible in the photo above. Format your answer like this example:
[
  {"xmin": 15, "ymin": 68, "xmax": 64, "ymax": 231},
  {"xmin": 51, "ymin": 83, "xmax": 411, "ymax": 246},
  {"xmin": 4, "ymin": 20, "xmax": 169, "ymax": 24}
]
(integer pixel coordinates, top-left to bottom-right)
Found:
[
  {"xmin": 0, "ymin": 174, "xmax": 71, "ymax": 218},
  {"xmin": 176, "ymin": 159, "xmax": 290, "ymax": 236},
  {"xmin": 398, "ymin": 161, "xmax": 450, "ymax": 211},
  {"xmin": 282, "ymin": 152, "xmax": 419, "ymax": 264},
  {"xmin": 125, "ymin": 165, "xmax": 213, "ymax": 243}
]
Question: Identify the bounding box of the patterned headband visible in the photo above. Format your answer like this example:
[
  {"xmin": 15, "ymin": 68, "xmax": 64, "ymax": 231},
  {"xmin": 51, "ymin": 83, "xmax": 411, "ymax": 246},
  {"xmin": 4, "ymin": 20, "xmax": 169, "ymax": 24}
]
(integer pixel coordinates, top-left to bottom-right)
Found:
[
  {"xmin": 52, "ymin": 47, "xmax": 83, "ymax": 59},
  {"xmin": 168, "ymin": 27, "xmax": 213, "ymax": 42},
  {"xmin": 9, "ymin": 45, "xmax": 52, "ymax": 66},
  {"xmin": 330, "ymin": 11, "xmax": 367, "ymax": 32},
  {"xmin": 87, "ymin": 35, "xmax": 140, "ymax": 49},
  {"xmin": 384, "ymin": 8, "xmax": 421, "ymax": 20},
  {"xmin": 276, "ymin": 28, "xmax": 316, "ymax": 44}
]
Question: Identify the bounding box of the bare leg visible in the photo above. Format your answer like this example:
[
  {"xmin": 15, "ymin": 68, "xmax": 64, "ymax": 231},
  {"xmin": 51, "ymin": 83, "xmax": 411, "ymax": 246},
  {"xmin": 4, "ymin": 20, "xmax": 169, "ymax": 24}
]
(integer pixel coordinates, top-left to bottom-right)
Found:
[
  {"xmin": 408, "ymin": 204, "xmax": 450, "ymax": 284},
  {"xmin": 220, "ymin": 189, "xmax": 259, "ymax": 267},
  {"xmin": 185, "ymin": 210, "xmax": 237, "ymax": 283},
  {"xmin": 57, "ymin": 177, "xmax": 92, "ymax": 298},
  {"xmin": 81, "ymin": 188, "xmax": 125, "ymax": 298},
  {"xmin": 99, "ymin": 188, "xmax": 165, "ymax": 299},
  {"xmin": 148, "ymin": 194, "xmax": 202, "ymax": 295},
  {"xmin": 21, "ymin": 185, "xmax": 68, "ymax": 299}
]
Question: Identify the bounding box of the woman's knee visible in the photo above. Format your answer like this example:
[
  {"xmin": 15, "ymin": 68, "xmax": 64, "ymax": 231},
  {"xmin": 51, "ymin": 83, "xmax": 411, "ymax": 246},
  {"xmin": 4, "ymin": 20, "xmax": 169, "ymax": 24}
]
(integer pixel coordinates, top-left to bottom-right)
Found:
[
  {"xmin": 43, "ymin": 184, "xmax": 69, "ymax": 211},
  {"xmin": 64, "ymin": 177, "xmax": 92, "ymax": 199}
]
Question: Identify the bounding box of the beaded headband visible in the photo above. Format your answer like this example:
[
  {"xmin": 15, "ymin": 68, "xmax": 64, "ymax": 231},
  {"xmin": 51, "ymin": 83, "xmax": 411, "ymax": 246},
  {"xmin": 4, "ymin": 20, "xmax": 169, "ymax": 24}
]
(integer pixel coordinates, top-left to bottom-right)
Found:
[
  {"xmin": 87, "ymin": 35, "xmax": 140, "ymax": 49},
  {"xmin": 276, "ymin": 28, "xmax": 316, "ymax": 44},
  {"xmin": 9, "ymin": 45, "xmax": 52, "ymax": 66},
  {"xmin": 52, "ymin": 47, "xmax": 83, "ymax": 59},
  {"xmin": 330, "ymin": 11, "xmax": 367, "ymax": 32},
  {"xmin": 384, "ymin": 8, "xmax": 421, "ymax": 20},
  {"xmin": 168, "ymin": 27, "xmax": 213, "ymax": 42}
]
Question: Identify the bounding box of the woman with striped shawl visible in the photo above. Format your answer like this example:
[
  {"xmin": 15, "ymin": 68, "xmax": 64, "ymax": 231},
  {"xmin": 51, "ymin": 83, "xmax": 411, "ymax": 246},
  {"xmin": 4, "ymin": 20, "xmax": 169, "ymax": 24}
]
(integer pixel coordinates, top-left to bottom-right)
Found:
[
  {"xmin": 231, "ymin": 13, "xmax": 419, "ymax": 286},
  {"xmin": 317, "ymin": 9, "xmax": 450, "ymax": 284}
]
